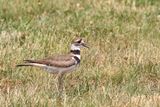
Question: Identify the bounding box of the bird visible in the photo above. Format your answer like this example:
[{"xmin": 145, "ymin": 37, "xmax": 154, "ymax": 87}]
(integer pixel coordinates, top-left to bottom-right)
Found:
[{"xmin": 16, "ymin": 38, "xmax": 89, "ymax": 93}]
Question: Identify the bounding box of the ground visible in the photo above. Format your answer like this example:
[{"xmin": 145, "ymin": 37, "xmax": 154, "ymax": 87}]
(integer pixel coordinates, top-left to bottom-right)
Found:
[{"xmin": 0, "ymin": 0, "xmax": 160, "ymax": 107}]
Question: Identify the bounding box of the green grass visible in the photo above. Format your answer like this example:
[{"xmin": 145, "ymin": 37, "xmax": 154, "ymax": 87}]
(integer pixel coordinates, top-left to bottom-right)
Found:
[{"xmin": 0, "ymin": 0, "xmax": 160, "ymax": 106}]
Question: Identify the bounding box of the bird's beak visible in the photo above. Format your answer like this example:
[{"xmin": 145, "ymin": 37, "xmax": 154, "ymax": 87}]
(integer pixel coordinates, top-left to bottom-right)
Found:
[{"xmin": 82, "ymin": 43, "xmax": 89, "ymax": 49}]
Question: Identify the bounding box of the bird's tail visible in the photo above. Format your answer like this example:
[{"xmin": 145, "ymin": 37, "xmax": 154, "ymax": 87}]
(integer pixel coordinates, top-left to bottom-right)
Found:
[
  {"xmin": 16, "ymin": 59, "xmax": 45, "ymax": 67},
  {"xmin": 16, "ymin": 63, "xmax": 34, "ymax": 67}
]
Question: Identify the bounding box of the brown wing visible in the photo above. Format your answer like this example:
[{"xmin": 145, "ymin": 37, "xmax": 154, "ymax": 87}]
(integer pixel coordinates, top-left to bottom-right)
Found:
[
  {"xmin": 24, "ymin": 54, "xmax": 76, "ymax": 68},
  {"xmin": 45, "ymin": 54, "xmax": 73, "ymax": 61}
]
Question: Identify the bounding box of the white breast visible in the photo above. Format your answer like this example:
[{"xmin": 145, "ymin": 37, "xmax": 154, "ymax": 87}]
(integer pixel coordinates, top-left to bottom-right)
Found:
[{"xmin": 43, "ymin": 64, "xmax": 79, "ymax": 74}]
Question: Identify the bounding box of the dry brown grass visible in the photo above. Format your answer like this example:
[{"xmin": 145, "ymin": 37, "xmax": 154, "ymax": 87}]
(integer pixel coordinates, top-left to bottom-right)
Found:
[{"xmin": 0, "ymin": 0, "xmax": 160, "ymax": 106}]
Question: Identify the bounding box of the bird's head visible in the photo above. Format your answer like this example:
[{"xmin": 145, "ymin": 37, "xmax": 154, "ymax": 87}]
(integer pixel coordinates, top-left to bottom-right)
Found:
[{"xmin": 71, "ymin": 38, "xmax": 89, "ymax": 50}]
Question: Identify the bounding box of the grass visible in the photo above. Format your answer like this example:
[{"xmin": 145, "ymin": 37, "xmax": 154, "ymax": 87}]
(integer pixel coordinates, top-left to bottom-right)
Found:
[{"xmin": 0, "ymin": 0, "xmax": 160, "ymax": 106}]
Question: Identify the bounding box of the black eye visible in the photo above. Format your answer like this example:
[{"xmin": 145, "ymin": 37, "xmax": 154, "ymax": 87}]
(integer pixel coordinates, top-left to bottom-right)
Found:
[{"xmin": 77, "ymin": 39, "xmax": 82, "ymax": 43}]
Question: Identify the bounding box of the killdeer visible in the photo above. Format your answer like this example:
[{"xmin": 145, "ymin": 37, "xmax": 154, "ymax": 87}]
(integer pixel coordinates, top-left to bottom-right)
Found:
[{"xmin": 17, "ymin": 38, "xmax": 88, "ymax": 92}]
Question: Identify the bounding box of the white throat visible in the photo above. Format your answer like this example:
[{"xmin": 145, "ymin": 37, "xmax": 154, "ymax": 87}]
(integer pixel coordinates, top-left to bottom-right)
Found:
[
  {"xmin": 71, "ymin": 44, "xmax": 81, "ymax": 60},
  {"xmin": 71, "ymin": 44, "xmax": 80, "ymax": 51}
]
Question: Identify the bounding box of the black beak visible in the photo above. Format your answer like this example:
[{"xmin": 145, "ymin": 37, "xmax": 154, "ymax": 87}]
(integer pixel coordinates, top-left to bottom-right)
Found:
[{"xmin": 82, "ymin": 43, "xmax": 89, "ymax": 48}]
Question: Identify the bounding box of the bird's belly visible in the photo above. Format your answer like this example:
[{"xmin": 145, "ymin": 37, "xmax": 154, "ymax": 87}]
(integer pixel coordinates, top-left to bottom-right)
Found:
[{"xmin": 43, "ymin": 64, "xmax": 78, "ymax": 74}]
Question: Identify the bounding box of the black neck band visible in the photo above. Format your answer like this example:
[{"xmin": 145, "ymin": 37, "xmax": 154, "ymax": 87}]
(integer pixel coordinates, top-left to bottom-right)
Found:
[{"xmin": 70, "ymin": 50, "xmax": 80, "ymax": 55}]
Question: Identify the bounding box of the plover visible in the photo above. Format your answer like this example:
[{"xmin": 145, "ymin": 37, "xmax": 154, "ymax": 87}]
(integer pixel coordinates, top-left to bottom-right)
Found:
[{"xmin": 17, "ymin": 38, "xmax": 88, "ymax": 92}]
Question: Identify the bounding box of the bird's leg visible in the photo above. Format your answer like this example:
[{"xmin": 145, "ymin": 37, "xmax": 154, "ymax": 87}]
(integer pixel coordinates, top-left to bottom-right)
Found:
[
  {"xmin": 57, "ymin": 73, "xmax": 65, "ymax": 96},
  {"xmin": 56, "ymin": 73, "xmax": 65, "ymax": 107}
]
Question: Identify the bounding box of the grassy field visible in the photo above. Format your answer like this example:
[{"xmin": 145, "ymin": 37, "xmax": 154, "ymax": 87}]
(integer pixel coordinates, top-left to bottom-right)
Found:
[{"xmin": 0, "ymin": 0, "xmax": 160, "ymax": 106}]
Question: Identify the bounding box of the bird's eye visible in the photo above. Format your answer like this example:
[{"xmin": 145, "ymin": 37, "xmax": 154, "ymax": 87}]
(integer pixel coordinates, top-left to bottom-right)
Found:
[{"xmin": 77, "ymin": 39, "xmax": 82, "ymax": 43}]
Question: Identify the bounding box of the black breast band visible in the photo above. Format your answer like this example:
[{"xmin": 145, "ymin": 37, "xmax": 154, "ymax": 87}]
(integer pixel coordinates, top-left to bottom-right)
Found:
[{"xmin": 73, "ymin": 56, "xmax": 80, "ymax": 64}]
